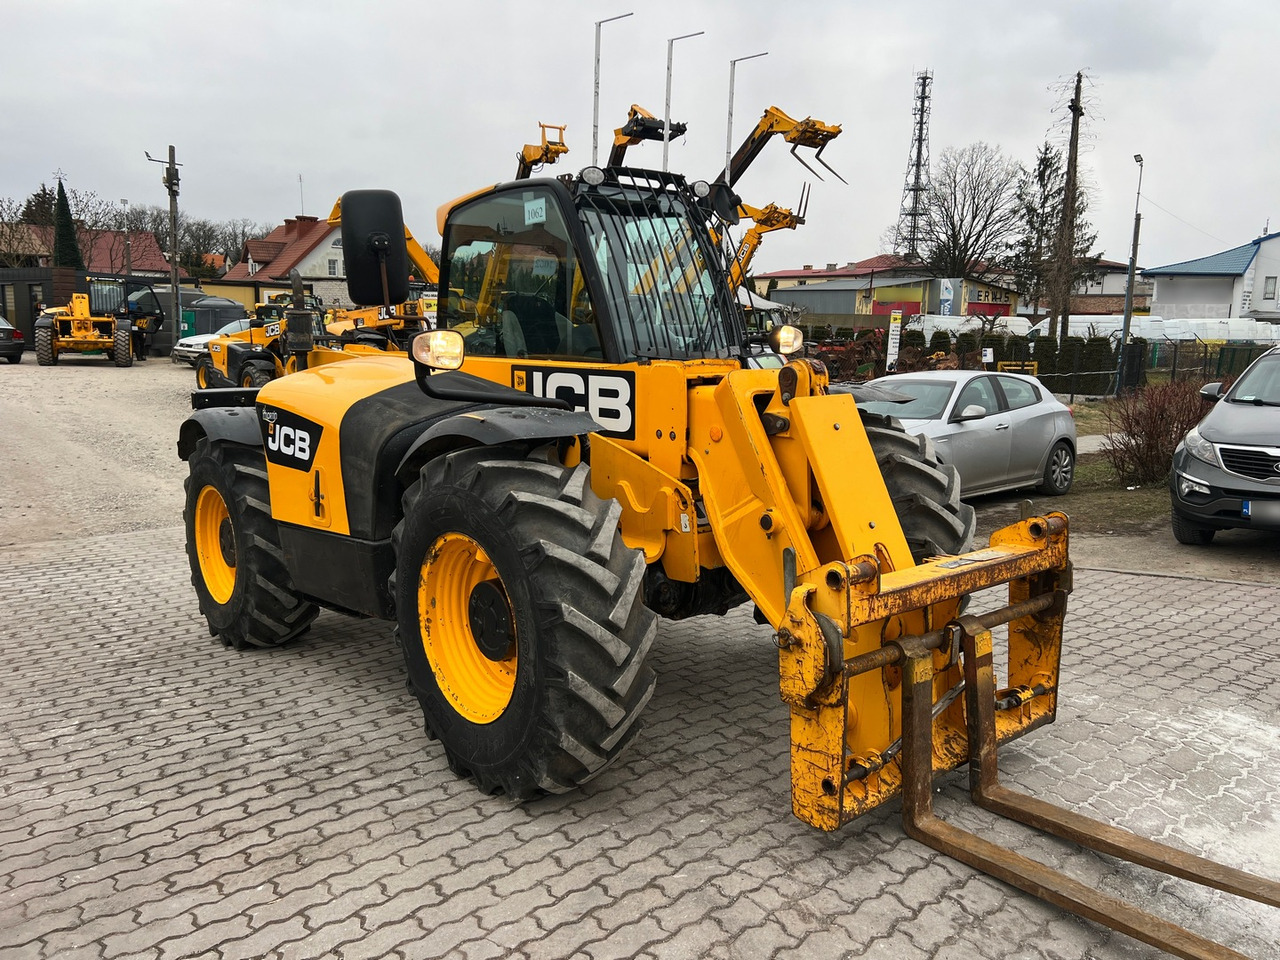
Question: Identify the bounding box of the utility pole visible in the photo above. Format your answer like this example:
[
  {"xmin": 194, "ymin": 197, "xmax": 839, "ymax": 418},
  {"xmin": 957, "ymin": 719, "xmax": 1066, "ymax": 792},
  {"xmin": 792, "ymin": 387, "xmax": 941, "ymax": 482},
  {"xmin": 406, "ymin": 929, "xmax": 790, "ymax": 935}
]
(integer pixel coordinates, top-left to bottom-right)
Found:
[
  {"xmin": 1051, "ymin": 71, "xmax": 1083, "ymax": 345},
  {"xmin": 148, "ymin": 146, "xmax": 182, "ymax": 352}
]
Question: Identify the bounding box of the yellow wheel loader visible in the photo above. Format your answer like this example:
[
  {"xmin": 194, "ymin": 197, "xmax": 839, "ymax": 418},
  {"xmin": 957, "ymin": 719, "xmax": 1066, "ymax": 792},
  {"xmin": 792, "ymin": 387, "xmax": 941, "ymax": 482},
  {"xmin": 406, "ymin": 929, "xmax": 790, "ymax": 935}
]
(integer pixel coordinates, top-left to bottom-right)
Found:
[{"xmin": 179, "ymin": 173, "xmax": 1279, "ymax": 957}]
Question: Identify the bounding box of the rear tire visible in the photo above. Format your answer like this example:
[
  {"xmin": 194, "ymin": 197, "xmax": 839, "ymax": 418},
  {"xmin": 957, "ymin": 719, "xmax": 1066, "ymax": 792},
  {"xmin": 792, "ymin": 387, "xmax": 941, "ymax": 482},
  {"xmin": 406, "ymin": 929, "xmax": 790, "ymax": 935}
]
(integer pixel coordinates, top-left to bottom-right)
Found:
[
  {"xmin": 861, "ymin": 410, "xmax": 976, "ymax": 562},
  {"xmin": 194, "ymin": 355, "xmax": 214, "ymax": 389},
  {"xmin": 391, "ymin": 444, "xmax": 656, "ymax": 799},
  {"xmin": 113, "ymin": 327, "xmax": 133, "ymax": 367},
  {"xmin": 34, "ymin": 328, "xmax": 55, "ymax": 365},
  {"xmin": 1038, "ymin": 440, "xmax": 1074, "ymax": 495},
  {"xmin": 1171, "ymin": 510, "xmax": 1216, "ymax": 546},
  {"xmin": 184, "ymin": 437, "xmax": 318, "ymax": 649}
]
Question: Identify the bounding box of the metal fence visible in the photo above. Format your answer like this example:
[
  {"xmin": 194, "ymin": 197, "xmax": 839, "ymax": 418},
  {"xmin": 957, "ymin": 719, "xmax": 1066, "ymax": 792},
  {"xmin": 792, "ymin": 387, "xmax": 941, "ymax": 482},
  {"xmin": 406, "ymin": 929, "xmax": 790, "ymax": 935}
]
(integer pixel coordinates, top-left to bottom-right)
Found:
[{"xmin": 802, "ymin": 326, "xmax": 1274, "ymax": 401}]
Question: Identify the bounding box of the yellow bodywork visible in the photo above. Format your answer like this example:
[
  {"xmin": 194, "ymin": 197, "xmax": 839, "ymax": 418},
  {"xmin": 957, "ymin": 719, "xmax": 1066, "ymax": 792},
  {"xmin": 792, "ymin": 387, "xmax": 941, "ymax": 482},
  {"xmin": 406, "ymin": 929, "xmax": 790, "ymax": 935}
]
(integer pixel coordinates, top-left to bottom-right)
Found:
[
  {"xmin": 452, "ymin": 352, "xmax": 1069, "ymax": 830},
  {"xmin": 47, "ymin": 294, "xmax": 118, "ymax": 352}
]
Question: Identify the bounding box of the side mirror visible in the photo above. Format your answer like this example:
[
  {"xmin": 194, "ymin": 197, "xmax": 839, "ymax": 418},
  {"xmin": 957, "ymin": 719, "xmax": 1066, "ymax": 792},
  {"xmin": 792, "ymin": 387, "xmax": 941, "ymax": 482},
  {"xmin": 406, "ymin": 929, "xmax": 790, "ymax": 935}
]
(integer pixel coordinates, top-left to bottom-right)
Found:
[
  {"xmin": 952, "ymin": 404, "xmax": 987, "ymax": 422},
  {"xmin": 341, "ymin": 190, "xmax": 411, "ymax": 307},
  {"xmin": 709, "ymin": 183, "xmax": 741, "ymax": 226},
  {"xmin": 1200, "ymin": 382, "xmax": 1224, "ymax": 402}
]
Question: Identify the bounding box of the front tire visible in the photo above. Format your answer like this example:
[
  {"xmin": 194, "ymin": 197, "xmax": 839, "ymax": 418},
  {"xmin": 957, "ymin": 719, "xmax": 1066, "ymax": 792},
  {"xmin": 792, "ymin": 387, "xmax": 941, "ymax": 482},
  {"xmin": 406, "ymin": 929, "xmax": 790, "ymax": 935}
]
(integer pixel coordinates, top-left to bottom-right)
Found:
[
  {"xmin": 861, "ymin": 411, "xmax": 976, "ymax": 562},
  {"xmin": 1171, "ymin": 510, "xmax": 1216, "ymax": 546},
  {"xmin": 243, "ymin": 366, "xmax": 273, "ymax": 388},
  {"xmin": 34, "ymin": 328, "xmax": 56, "ymax": 365},
  {"xmin": 391, "ymin": 444, "xmax": 657, "ymax": 799},
  {"xmin": 184, "ymin": 437, "xmax": 318, "ymax": 649},
  {"xmin": 113, "ymin": 327, "xmax": 133, "ymax": 367}
]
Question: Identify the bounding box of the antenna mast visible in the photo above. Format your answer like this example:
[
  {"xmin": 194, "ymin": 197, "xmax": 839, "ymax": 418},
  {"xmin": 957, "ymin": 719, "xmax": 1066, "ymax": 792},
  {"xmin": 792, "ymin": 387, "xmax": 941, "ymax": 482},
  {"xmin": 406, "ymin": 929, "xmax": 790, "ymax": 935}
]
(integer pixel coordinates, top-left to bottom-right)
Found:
[{"xmin": 893, "ymin": 70, "xmax": 933, "ymax": 262}]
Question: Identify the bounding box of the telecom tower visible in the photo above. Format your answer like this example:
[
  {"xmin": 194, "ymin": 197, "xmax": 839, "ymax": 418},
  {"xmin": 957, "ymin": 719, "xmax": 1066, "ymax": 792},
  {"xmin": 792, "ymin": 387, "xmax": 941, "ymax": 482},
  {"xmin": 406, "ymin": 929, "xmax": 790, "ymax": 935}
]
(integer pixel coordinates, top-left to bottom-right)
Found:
[{"xmin": 893, "ymin": 70, "xmax": 933, "ymax": 261}]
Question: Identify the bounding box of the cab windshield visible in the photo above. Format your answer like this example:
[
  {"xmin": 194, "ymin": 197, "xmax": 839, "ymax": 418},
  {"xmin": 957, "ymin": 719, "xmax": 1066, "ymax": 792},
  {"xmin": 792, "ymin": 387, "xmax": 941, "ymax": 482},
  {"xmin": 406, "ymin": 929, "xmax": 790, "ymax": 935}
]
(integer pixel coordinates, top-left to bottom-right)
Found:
[{"xmin": 576, "ymin": 179, "xmax": 740, "ymax": 362}]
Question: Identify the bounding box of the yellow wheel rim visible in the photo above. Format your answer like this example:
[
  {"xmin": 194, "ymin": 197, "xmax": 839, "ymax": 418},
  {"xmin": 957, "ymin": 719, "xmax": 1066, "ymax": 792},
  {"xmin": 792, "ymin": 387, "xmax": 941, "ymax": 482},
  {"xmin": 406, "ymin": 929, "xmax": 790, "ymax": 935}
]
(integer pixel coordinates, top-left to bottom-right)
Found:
[
  {"xmin": 194, "ymin": 485, "xmax": 236, "ymax": 604},
  {"xmin": 418, "ymin": 533, "xmax": 517, "ymax": 723},
  {"xmin": 196, "ymin": 364, "xmax": 209, "ymax": 388}
]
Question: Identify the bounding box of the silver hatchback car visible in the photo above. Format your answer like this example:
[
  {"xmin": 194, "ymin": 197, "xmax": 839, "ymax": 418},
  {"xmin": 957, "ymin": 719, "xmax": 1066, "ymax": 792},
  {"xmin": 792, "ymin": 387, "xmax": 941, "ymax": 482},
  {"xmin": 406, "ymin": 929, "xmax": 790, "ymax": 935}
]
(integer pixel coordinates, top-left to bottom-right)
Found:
[{"xmin": 857, "ymin": 369, "xmax": 1077, "ymax": 497}]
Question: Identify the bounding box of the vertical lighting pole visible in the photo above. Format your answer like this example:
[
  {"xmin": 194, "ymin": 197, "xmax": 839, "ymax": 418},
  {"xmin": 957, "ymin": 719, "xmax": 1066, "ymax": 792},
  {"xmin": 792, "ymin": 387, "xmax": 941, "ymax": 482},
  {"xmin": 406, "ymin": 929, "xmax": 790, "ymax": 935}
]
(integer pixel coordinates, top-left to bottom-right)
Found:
[
  {"xmin": 1116, "ymin": 153, "xmax": 1144, "ymax": 394},
  {"xmin": 663, "ymin": 30, "xmax": 704, "ymax": 172},
  {"xmin": 120, "ymin": 198, "xmax": 132, "ymax": 275},
  {"xmin": 725, "ymin": 51, "xmax": 768, "ymax": 184},
  {"xmin": 593, "ymin": 12, "xmax": 634, "ymax": 167}
]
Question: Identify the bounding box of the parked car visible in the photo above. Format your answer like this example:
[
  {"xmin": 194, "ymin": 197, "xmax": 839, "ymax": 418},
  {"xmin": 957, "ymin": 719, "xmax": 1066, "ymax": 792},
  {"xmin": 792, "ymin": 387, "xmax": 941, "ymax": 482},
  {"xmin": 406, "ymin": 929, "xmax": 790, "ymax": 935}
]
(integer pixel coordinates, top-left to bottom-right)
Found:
[
  {"xmin": 0, "ymin": 315, "xmax": 24, "ymax": 364},
  {"xmin": 857, "ymin": 369, "xmax": 1077, "ymax": 497},
  {"xmin": 1169, "ymin": 346, "xmax": 1280, "ymax": 544},
  {"xmin": 170, "ymin": 317, "xmax": 252, "ymax": 366}
]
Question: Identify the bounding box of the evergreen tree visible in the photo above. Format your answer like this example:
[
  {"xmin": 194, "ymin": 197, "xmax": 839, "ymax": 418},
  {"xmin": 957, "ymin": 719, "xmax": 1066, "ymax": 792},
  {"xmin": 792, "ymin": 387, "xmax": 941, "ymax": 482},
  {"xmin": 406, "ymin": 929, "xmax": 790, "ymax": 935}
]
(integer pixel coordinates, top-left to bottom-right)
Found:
[
  {"xmin": 21, "ymin": 184, "xmax": 57, "ymax": 225},
  {"xmin": 1009, "ymin": 143, "xmax": 1099, "ymax": 322},
  {"xmin": 53, "ymin": 180, "xmax": 85, "ymax": 270}
]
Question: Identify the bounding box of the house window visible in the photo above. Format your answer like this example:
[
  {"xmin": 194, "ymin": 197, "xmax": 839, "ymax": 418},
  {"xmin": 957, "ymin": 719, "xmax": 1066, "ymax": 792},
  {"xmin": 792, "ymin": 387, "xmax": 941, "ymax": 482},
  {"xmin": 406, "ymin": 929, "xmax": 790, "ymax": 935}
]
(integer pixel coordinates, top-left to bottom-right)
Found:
[
  {"xmin": 328, "ymin": 259, "xmax": 339, "ymax": 277},
  {"xmin": 1265, "ymin": 276, "xmax": 1276, "ymax": 300}
]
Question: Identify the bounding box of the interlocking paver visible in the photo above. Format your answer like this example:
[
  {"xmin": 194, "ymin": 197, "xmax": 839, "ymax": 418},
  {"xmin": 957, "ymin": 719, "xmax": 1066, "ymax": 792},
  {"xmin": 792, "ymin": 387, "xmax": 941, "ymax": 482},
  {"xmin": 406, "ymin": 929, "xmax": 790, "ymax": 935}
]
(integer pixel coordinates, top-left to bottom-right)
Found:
[{"xmin": 3, "ymin": 531, "xmax": 1279, "ymax": 960}]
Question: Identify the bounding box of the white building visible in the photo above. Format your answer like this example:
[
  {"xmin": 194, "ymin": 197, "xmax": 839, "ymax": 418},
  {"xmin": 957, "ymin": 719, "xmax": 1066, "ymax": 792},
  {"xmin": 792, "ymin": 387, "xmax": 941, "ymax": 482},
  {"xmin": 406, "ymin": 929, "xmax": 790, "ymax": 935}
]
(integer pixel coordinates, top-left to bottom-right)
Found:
[{"xmin": 1143, "ymin": 231, "xmax": 1280, "ymax": 320}]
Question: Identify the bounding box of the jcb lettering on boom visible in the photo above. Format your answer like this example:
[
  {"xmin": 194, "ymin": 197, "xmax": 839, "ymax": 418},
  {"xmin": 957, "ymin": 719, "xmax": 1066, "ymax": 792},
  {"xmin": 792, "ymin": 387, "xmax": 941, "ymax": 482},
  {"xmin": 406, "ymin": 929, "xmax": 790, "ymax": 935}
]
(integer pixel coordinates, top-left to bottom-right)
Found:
[{"xmin": 515, "ymin": 367, "xmax": 635, "ymax": 439}]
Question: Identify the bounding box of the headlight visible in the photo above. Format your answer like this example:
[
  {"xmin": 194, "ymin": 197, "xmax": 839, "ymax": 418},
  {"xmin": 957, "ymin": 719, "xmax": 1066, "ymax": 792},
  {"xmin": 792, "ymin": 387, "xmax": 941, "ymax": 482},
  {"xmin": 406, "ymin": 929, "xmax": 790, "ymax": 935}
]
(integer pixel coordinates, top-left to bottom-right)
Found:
[
  {"xmin": 1183, "ymin": 426, "xmax": 1219, "ymax": 468},
  {"xmin": 580, "ymin": 166, "xmax": 606, "ymax": 186},
  {"xmin": 412, "ymin": 329, "xmax": 465, "ymax": 370},
  {"xmin": 690, "ymin": 179, "xmax": 711, "ymax": 199},
  {"xmin": 768, "ymin": 324, "xmax": 805, "ymax": 357}
]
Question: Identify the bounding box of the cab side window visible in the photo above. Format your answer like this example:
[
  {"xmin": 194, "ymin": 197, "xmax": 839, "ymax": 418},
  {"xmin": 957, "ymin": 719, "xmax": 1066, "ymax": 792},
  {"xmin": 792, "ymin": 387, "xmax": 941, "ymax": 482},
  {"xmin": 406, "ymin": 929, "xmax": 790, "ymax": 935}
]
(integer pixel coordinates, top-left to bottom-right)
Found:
[{"xmin": 440, "ymin": 189, "xmax": 602, "ymax": 360}]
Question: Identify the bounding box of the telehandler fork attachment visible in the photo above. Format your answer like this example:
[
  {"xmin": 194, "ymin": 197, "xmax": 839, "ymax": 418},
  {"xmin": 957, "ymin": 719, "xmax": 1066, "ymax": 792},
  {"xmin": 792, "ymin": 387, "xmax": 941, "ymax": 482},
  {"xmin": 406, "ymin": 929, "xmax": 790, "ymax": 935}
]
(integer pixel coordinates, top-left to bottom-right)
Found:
[{"xmin": 862, "ymin": 584, "xmax": 1280, "ymax": 960}]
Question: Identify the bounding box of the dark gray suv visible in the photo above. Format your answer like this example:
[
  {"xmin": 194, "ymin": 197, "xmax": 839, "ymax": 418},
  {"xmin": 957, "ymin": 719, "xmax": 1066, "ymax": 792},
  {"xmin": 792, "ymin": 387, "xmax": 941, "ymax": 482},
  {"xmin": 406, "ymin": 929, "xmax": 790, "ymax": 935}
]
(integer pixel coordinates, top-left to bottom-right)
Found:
[{"xmin": 1169, "ymin": 346, "xmax": 1280, "ymax": 544}]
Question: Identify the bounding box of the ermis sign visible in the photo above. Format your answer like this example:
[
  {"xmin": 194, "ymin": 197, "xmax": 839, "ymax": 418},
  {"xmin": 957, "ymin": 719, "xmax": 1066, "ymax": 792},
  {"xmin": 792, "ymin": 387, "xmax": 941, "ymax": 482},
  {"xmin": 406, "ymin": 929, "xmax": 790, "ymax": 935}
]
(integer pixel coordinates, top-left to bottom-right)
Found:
[{"xmin": 512, "ymin": 366, "xmax": 636, "ymax": 440}]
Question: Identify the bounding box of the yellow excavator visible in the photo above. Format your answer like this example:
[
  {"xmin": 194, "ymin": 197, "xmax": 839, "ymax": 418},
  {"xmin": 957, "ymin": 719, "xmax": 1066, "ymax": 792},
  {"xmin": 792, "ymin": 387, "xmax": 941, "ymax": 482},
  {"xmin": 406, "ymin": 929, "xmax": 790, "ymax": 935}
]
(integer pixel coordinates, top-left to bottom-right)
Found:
[{"xmin": 180, "ymin": 151, "xmax": 1278, "ymax": 959}]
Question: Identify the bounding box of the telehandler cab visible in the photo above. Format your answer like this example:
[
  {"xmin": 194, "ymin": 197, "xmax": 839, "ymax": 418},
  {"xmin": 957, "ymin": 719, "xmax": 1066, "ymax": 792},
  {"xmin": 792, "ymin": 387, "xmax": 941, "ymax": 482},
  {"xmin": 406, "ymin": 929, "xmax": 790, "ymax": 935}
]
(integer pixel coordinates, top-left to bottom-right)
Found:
[{"xmin": 180, "ymin": 169, "xmax": 1278, "ymax": 957}]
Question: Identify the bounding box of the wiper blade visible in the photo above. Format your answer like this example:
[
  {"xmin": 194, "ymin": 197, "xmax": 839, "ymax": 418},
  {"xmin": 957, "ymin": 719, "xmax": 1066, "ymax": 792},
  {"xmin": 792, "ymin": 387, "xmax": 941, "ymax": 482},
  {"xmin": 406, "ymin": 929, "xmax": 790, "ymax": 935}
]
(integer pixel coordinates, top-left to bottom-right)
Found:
[{"xmin": 1228, "ymin": 396, "xmax": 1280, "ymax": 406}]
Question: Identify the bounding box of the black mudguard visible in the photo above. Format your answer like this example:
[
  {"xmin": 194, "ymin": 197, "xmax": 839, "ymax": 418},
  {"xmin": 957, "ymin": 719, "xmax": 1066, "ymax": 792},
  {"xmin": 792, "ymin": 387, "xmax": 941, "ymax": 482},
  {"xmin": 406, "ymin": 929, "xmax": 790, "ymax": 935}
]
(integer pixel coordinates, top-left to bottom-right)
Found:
[{"xmin": 177, "ymin": 402, "xmax": 263, "ymax": 461}]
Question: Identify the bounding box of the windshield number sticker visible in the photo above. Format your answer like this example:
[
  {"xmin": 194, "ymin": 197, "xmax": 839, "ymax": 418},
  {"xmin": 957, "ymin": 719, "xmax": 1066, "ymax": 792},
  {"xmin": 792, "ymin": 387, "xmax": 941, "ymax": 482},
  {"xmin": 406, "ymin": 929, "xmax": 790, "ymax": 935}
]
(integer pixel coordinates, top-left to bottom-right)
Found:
[{"xmin": 524, "ymin": 197, "xmax": 547, "ymax": 226}]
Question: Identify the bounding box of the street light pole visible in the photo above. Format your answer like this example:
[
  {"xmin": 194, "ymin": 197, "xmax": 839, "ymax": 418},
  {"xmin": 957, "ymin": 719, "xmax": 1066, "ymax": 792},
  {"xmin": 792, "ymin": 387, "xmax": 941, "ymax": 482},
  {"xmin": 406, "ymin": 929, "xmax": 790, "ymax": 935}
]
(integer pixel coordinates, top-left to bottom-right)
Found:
[
  {"xmin": 120, "ymin": 198, "xmax": 132, "ymax": 276},
  {"xmin": 1116, "ymin": 154, "xmax": 1144, "ymax": 394},
  {"xmin": 663, "ymin": 30, "xmax": 704, "ymax": 172},
  {"xmin": 593, "ymin": 12, "xmax": 634, "ymax": 167},
  {"xmin": 725, "ymin": 51, "xmax": 768, "ymax": 184}
]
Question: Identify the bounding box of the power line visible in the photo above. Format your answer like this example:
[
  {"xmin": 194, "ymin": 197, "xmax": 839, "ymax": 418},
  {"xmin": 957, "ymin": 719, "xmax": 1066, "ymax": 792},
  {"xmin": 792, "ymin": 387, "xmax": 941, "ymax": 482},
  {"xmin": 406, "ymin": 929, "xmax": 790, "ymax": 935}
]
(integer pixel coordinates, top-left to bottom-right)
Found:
[{"xmin": 1139, "ymin": 193, "xmax": 1230, "ymax": 246}]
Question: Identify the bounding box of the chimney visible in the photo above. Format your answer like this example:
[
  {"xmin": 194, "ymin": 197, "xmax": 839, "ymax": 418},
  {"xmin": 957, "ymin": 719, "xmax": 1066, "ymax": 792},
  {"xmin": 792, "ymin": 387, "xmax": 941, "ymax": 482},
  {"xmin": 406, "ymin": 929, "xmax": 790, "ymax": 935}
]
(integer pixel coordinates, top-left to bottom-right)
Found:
[
  {"xmin": 802, "ymin": 264, "xmax": 813, "ymax": 271},
  {"xmin": 827, "ymin": 263, "xmax": 837, "ymax": 271}
]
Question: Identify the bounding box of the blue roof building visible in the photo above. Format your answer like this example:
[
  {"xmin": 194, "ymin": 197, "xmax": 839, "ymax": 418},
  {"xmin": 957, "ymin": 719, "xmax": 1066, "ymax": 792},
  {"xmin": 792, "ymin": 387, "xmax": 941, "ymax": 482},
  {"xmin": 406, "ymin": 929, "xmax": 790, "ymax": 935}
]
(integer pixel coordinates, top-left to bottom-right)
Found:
[{"xmin": 1143, "ymin": 231, "xmax": 1280, "ymax": 320}]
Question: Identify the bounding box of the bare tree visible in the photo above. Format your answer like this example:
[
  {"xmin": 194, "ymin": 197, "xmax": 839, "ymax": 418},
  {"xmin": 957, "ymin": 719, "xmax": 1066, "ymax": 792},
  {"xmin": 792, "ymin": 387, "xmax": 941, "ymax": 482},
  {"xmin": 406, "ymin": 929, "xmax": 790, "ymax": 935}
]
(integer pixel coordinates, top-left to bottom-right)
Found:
[{"xmin": 920, "ymin": 143, "xmax": 1023, "ymax": 283}]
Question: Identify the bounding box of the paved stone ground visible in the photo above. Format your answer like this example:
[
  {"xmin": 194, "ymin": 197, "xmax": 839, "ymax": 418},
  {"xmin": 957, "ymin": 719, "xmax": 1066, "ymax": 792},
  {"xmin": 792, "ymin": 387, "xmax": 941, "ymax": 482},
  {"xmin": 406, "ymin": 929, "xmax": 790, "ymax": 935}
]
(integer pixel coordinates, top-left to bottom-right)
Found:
[{"xmin": 2, "ymin": 528, "xmax": 1278, "ymax": 960}]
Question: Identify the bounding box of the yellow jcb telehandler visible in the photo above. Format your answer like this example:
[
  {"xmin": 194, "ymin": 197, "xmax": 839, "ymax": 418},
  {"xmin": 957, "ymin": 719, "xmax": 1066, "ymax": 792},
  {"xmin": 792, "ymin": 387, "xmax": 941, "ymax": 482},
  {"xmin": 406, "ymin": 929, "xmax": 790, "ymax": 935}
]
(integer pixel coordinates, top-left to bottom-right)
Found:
[{"xmin": 179, "ymin": 165, "xmax": 1278, "ymax": 958}]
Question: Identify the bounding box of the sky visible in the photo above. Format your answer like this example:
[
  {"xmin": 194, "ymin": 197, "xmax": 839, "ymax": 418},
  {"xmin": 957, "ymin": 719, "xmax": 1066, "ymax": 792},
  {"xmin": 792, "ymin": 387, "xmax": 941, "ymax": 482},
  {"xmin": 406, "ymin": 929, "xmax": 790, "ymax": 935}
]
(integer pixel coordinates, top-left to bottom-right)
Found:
[{"xmin": 5, "ymin": 0, "xmax": 1279, "ymax": 275}]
